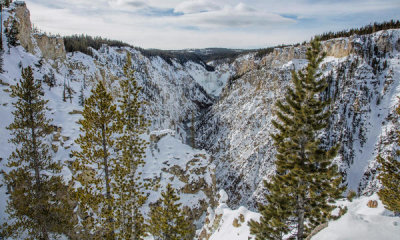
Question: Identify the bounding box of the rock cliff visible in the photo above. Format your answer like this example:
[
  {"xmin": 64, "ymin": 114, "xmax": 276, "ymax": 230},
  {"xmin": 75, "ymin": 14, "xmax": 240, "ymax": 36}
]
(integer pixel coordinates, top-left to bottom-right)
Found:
[{"xmin": 4, "ymin": 1, "xmax": 66, "ymax": 59}]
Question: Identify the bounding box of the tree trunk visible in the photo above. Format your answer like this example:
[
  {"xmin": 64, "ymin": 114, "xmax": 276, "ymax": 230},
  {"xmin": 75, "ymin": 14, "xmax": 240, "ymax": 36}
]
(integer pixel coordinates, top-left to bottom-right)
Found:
[
  {"xmin": 102, "ymin": 124, "xmax": 110, "ymax": 200},
  {"xmin": 297, "ymin": 194, "xmax": 305, "ymax": 240},
  {"xmin": 102, "ymin": 124, "xmax": 114, "ymax": 239},
  {"xmin": 1, "ymin": 5, "xmax": 3, "ymax": 50},
  {"xmin": 30, "ymin": 105, "xmax": 49, "ymax": 240}
]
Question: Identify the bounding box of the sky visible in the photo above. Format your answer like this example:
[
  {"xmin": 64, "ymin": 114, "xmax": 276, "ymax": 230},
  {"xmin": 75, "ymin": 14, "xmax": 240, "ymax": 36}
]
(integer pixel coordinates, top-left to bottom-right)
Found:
[{"xmin": 24, "ymin": 0, "xmax": 400, "ymax": 50}]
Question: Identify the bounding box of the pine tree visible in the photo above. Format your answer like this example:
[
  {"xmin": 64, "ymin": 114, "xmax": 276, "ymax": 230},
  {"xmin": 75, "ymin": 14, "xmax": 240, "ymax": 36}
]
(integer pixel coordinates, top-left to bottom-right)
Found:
[
  {"xmin": 377, "ymin": 102, "xmax": 400, "ymax": 215},
  {"xmin": 79, "ymin": 84, "xmax": 85, "ymax": 106},
  {"xmin": 249, "ymin": 39, "xmax": 345, "ymax": 240},
  {"xmin": 191, "ymin": 110, "xmax": 196, "ymax": 148},
  {"xmin": 148, "ymin": 184, "xmax": 193, "ymax": 240},
  {"xmin": 63, "ymin": 78, "xmax": 67, "ymax": 102},
  {"xmin": 0, "ymin": 4, "xmax": 3, "ymax": 50},
  {"xmin": 1, "ymin": 66, "xmax": 74, "ymax": 239},
  {"xmin": 4, "ymin": 0, "xmax": 11, "ymax": 8},
  {"xmin": 71, "ymin": 80, "xmax": 121, "ymax": 239},
  {"xmin": 43, "ymin": 69, "xmax": 56, "ymax": 90},
  {"xmin": 66, "ymin": 84, "xmax": 75, "ymax": 103},
  {"xmin": 113, "ymin": 52, "xmax": 149, "ymax": 239},
  {"xmin": 6, "ymin": 18, "xmax": 19, "ymax": 47}
]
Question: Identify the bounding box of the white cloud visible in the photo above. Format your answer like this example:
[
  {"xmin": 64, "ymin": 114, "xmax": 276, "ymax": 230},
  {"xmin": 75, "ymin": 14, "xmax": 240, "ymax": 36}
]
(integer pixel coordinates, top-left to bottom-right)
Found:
[
  {"xmin": 177, "ymin": 5, "xmax": 293, "ymax": 28},
  {"xmin": 172, "ymin": 2, "xmax": 293, "ymax": 28},
  {"xmin": 261, "ymin": 0, "xmax": 400, "ymax": 18},
  {"xmin": 24, "ymin": 0, "xmax": 400, "ymax": 49},
  {"xmin": 174, "ymin": 0, "xmax": 221, "ymax": 14}
]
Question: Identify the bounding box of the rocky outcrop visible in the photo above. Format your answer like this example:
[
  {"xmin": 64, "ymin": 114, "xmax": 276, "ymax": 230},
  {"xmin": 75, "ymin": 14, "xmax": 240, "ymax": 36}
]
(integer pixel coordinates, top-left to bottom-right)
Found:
[
  {"xmin": 367, "ymin": 200, "xmax": 379, "ymax": 208},
  {"xmin": 13, "ymin": 1, "xmax": 35, "ymax": 52},
  {"xmin": 5, "ymin": 1, "xmax": 66, "ymax": 59},
  {"xmin": 34, "ymin": 34, "xmax": 66, "ymax": 59}
]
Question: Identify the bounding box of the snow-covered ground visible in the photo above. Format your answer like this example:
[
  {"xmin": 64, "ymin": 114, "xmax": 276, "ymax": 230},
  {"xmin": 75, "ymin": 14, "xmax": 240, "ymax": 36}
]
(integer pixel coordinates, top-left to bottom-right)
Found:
[
  {"xmin": 314, "ymin": 195, "xmax": 400, "ymax": 240},
  {"xmin": 199, "ymin": 192, "xmax": 400, "ymax": 240}
]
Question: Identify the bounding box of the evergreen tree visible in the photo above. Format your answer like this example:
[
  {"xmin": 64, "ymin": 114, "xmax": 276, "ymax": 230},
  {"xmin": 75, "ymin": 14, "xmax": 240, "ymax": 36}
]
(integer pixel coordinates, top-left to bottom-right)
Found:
[
  {"xmin": 43, "ymin": 69, "xmax": 56, "ymax": 90},
  {"xmin": 191, "ymin": 110, "xmax": 196, "ymax": 148},
  {"xmin": 63, "ymin": 79, "xmax": 67, "ymax": 102},
  {"xmin": 71, "ymin": 80, "xmax": 121, "ymax": 239},
  {"xmin": 79, "ymin": 84, "xmax": 85, "ymax": 106},
  {"xmin": 66, "ymin": 84, "xmax": 75, "ymax": 103},
  {"xmin": 148, "ymin": 184, "xmax": 193, "ymax": 240},
  {"xmin": 377, "ymin": 102, "xmax": 400, "ymax": 215},
  {"xmin": 113, "ymin": 52, "xmax": 149, "ymax": 239},
  {"xmin": 1, "ymin": 66, "xmax": 74, "ymax": 239},
  {"xmin": 4, "ymin": 0, "xmax": 11, "ymax": 8},
  {"xmin": 249, "ymin": 39, "xmax": 345, "ymax": 240},
  {"xmin": 0, "ymin": 50, "xmax": 3, "ymax": 73},
  {"xmin": 5, "ymin": 18, "xmax": 19, "ymax": 47}
]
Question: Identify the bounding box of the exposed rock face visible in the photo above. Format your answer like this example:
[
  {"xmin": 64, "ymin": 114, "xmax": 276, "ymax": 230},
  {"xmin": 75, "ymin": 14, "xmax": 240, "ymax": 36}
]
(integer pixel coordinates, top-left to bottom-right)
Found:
[
  {"xmin": 34, "ymin": 34, "xmax": 66, "ymax": 59},
  {"xmin": 6, "ymin": 2, "xmax": 66, "ymax": 59},
  {"xmin": 323, "ymin": 38, "xmax": 354, "ymax": 58},
  {"xmin": 367, "ymin": 200, "xmax": 379, "ymax": 208},
  {"xmin": 13, "ymin": 1, "xmax": 35, "ymax": 52}
]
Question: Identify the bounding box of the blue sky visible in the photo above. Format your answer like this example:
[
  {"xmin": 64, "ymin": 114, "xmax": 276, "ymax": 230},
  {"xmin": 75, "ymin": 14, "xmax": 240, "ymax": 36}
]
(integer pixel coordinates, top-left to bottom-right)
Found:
[{"xmin": 25, "ymin": 0, "xmax": 400, "ymax": 49}]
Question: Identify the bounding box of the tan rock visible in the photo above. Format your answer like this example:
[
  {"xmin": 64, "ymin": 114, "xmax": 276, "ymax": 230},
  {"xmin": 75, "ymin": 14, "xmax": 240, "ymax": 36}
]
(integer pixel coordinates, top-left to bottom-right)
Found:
[
  {"xmin": 34, "ymin": 34, "xmax": 66, "ymax": 59},
  {"xmin": 232, "ymin": 218, "xmax": 241, "ymax": 228},
  {"xmin": 367, "ymin": 200, "xmax": 378, "ymax": 208},
  {"xmin": 7, "ymin": 3, "xmax": 66, "ymax": 59}
]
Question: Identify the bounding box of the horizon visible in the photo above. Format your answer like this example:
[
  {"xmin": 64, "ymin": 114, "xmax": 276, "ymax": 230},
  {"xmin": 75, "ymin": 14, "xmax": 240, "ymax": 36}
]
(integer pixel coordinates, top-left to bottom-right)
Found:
[{"xmin": 20, "ymin": 0, "xmax": 400, "ymax": 50}]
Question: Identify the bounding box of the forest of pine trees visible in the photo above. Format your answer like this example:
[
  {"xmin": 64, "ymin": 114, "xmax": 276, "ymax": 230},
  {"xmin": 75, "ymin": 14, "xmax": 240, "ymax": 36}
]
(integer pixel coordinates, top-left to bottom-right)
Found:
[
  {"xmin": 377, "ymin": 100, "xmax": 400, "ymax": 216},
  {"xmin": 317, "ymin": 20, "xmax": 400, "ymax": 41},
  {"xmin": 255, "ymin": 19, "xmax": 400, "ymax": 59},
  {"xmin": 1, "ymin": 54, "xmax": 192, "ymax": 239},
  {"xmin": 63, "ymin": 35, "xmax": 131, "ymax": 56},
  {"xmin": 249, "ymin": 40, "xmax": 345, "ymax": 240}
]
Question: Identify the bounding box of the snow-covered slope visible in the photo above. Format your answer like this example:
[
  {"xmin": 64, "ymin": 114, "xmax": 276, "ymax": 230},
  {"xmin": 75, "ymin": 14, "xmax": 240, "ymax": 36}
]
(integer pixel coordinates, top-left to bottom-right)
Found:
[
  {"xmin": 197, "ymin": 30, "xmax": 400, "ymax": 209},
  {"xmin": 142, "ymin": 130, "xmax": 216, "ymax": 222},
  {"xmin": 197, "ymin": 190, "xmax": 261, "ymax": 240},
  {"xmin": 198, "ymin": 192, "xmax": 400, "ymax": 240},
  {"xmin": 314, "ymin": 194, "xmax": 400, "ymax": 240}
]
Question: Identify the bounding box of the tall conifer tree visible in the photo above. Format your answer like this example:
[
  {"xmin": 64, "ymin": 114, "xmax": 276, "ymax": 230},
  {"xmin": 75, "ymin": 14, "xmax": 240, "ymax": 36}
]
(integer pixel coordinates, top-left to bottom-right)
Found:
[
  {"xmin": 377, "ymin": 102, "xmax": 400, "ymax": 215},
  {"xmin": 114, "ymin": 52, "xmax": 149, "ymax": 239},
  {"xmin": 148, "ymin": 184, "xmax": 193, "ymax": 240},
  {"xmin": 249, "ymin": 40, "xmax": 345, "ymax": 240},
  {"xmin": 71, "ymin": 80, "xmax": 121, "ymax": 239},
  {"xmin": 2, "ymin": 66, "xmax": 74, "ymax": 239}
]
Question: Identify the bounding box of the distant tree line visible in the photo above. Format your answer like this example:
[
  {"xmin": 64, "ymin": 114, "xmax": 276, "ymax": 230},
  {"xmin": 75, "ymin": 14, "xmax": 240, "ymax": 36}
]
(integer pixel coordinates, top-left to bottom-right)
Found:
[
  {"xmin": 255, "ymin": 19, "xmax": 400, "ymax": 59},
  {"xmin": 63, "ymin": 34, "xmax": 132, "ymax": 56},
  {"xmin": 317, "ymin": 20, "xmax": 400, "ymax": 41}
]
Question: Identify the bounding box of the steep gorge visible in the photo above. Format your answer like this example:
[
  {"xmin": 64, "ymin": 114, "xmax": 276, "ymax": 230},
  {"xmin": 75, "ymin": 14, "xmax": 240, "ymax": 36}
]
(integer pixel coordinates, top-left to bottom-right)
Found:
[{"xmin": 2, "ymin": 1, "xmax": 400, "ymax": 222}]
